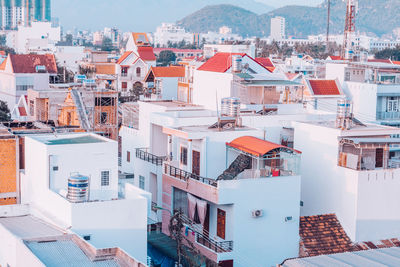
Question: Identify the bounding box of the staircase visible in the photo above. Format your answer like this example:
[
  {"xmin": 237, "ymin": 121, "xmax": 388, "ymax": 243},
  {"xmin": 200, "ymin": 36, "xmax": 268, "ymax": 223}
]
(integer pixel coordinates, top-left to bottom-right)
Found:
[
  {"xmin": 70, "ymin": 89, "xmax": 91, "ymax": 130},
  {"xmin": 217, "ymin": 154, "xmax": 251, "ymax": 180}
]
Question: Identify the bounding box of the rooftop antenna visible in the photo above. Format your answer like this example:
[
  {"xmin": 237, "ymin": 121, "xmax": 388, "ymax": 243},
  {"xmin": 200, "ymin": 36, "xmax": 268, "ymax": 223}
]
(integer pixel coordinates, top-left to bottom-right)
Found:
[{"xmin": 216, "ymin": 90, "xmax": 220, "ymax": 128}]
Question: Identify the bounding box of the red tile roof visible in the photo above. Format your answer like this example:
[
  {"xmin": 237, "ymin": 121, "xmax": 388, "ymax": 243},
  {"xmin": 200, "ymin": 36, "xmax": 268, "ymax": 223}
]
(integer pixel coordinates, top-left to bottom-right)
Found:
[
  {"xmin": 198, "ymin": 53, "xmax": 246, "ymax": 73},
  {"xmin": 328, "ymin": 55, "xmax": 344, "ymax": 60},
  {"xmin": 0, "ymin": 57, "xmax": 7, "ymax": 70},
  {"xmin": 226, "ymin": 136, "xmax": 299, "ymax": 157},
  {"xmin": 300, "ymin": 214, "xmax": 355, "ymax": 257},
  {"xmin": 150, "ymin": 66, "xmax": 185, "ymax": 78},
  {"xmin": 354, "ymin": 238, "xmax": 400, "ymax": 251},
  {"xmin": 132, "ymin": 33, "xmax": 150, "ymax": 46},
  {"xmin": 137, "ymin": 46, "xmax": 156, "ymax": 61},
  {"xmin": 9, "ymin": 54, "xmax": 57, "ymax": 74},
  {"xmin": 308, "ymin": 80, "xmax": 341, "ymax": 96},
  {"xmin": 116, "ymin": 51, "xmax": 133, "ymax": 64},
  {"xmin": 153, "ymin": 48, "xmax": 202, "ymax": 54},
  {"xmin": 18, "ymin": 106, "xmax": 27, "ymax": 116},
  {"xmin": 392, "ymin": 61, "xmax": 400, "ymax": 65},
  {"xmin": 368, "ymin": 59, "xmax": 392, "ymax": 64},
  {"xmin": 255, "ymin": 57, "xmax": 275, "ymax": 72}
]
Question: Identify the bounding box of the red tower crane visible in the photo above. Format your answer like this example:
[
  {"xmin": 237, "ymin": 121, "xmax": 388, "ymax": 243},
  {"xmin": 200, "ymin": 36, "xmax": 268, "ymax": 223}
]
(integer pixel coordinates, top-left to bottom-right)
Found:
[{"xmin": 342, "ymin": 0, "xmax": 359, "ymax": 60}]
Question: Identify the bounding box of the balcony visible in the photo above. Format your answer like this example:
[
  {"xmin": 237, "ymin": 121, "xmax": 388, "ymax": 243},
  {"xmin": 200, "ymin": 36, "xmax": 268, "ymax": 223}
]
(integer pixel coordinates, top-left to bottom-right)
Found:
[
  {"xmin": 377, "ymin": 111, "xmax": 400, "ymax": 121},
  {"xmin": 164, "ymin": 163, "xmax": 217, "ymax": 187},
  {"xmin": 196, "ymin": 233, "xmax": 233, "ymax": 253},
  {"xmin": 135, "ymin": 148, "xmax": 166, "ymax": 166}
]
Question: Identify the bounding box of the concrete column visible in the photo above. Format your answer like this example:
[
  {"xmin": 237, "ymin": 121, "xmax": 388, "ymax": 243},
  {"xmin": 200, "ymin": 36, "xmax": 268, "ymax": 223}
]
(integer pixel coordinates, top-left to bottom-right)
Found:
[
  {"xmin": 167, "ymin": 134, "xmax": 172, "ymax": 160},
  {"xmin": 187, "ymin": 139, "xmax": 193, "ymax": 173}
]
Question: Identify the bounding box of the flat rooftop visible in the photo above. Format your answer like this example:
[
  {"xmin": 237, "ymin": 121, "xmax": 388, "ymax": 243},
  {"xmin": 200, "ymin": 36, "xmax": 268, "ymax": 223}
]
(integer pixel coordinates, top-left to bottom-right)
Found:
[
  {"xmin": 0, "ymin": 215, "xmax": 63, "ymax": 239},
  {"xmin": 25, "ymin": 237, "xmax": 123, "ymax": 267},
  {"xmin": 31, "ymin": 134, "xmax": 107, "ymax": 145},
  {"xmin": 141, "ymin": 100, "xmax": 203, "ymax": 109}
]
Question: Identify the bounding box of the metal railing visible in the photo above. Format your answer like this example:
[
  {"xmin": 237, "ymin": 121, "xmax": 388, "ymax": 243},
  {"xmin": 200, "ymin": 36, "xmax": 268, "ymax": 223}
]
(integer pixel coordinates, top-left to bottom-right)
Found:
[
  {"xmin": 196, "ymin": 233, "xmax": 233, "ymax": 253},
  {"xmin": 164, "ymin": 164, "xmax": 217, "ymax": 187},
  {"xmin": 178, "ymin": 213, "xmax": 233, "ymax": 253},
  {"xmin": 377, "ymin": 111, "xmax": 400, "ymax": 120},
  {"xmin": 135, "ymin": 148, "xmax": 166, "ymax": 166}
]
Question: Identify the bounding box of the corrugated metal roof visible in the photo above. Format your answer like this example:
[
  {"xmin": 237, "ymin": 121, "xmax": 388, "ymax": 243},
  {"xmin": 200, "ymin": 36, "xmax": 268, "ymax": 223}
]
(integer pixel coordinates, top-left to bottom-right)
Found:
[
  {"xmin": 0, "ymin": 216, "xmax": 63, "ymax": 239},
  {"xmin": 26, "ymin": 240, "xmax": 122, "ymax": 267},
  {"xmin": 283, "ymin": 247, "xmax": 400, "ymax": 267}
]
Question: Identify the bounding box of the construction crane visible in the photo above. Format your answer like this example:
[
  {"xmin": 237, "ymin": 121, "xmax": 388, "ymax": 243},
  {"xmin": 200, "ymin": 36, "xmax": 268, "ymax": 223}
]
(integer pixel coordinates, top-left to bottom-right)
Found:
[{"xmin": 342, "ymin": 0, "xmax": 359, "ymax": 60}]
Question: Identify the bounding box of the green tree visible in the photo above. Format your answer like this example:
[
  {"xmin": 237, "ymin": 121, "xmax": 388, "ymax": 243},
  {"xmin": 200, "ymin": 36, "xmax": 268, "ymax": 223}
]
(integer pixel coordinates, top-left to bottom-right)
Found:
[
  {"xmin": 101, "ymin": 37, "xmax": 114, "ymax": 52},
  {"xmin": 0, "ymin": 100, "xmax": 11, "ymax": 121},
  {"xmin": 157, "ymin": 50, "xmax": 177, "ymax": 66},
  {"xmin": 375, "ymin": 47, "xmax": 400, "ymax": 61}
]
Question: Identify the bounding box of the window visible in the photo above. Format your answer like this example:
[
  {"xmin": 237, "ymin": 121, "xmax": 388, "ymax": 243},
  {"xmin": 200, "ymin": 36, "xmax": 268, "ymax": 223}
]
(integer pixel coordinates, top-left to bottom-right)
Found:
[
  {"xmin": 136, "ymin": 67, "xmax": 141, "ymax": 77},
  {"xmin": 139, "ymin": 175, "xmax": 145, "ymax": 189},
  {"xmin": 180, "ymin": 146, "xmax": 187, "ymax": 165},
  {"xmin": 387, "ymin": 97, "xmax": 399, "ymax": 112},
  {"xmin": 127, "ymin": 151, "xmax": 131, "ymax": 162},
  {"xmin": 345, "ymin": 72, "xmax": 351, "ymax": 81},
  {"xmin": 101, "ymin": 171, "xmax": 110, "ymax": 186},
  {"xmin": 173, "ymin": 188, "xmax": 188, "ymax": 215},
  {"xmin": 217, "ymin": 209, "xmax": 226, "ymax": 239},
  {"xmin": 121, "ymin": 67, "xmax": 128, "ymax": 77},
  {"xmin": 100, "ymin": 112, "xmax": 108, "ymax": 123},
  {"xmin": 122, "ymin": 82, "xmax": 127, "ymax": 90}
]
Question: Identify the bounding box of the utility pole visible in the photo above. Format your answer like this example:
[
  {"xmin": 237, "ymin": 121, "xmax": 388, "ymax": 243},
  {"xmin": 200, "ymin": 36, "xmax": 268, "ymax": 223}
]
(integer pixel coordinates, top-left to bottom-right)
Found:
[{"xmin": 326, "ymin": 0, "xmax": 331, "ymax": 53}]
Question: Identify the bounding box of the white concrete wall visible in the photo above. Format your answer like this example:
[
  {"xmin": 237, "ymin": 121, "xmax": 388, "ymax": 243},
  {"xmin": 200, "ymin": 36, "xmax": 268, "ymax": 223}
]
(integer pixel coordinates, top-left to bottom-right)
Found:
[
  {"xmin": 217, "ymin": 176, "xmax": 301, "ymax": 267},
  {"xmin": 345, "ymin": 82, "xmax": 377, "ymax": 122},
  {"xmin": 161, "ymin": 77, "xmax": 178, "ymax": 100},
  {"xmin": 193, "ymin": 71, "xmax": 233, "ymax": 110},
  {"xmin": 326, "ymin": 63, "xmax": 347, "ymax": 83},
  {"xmin": 55, "ymin": 46, "xmax": 85, "ymax": 73}
]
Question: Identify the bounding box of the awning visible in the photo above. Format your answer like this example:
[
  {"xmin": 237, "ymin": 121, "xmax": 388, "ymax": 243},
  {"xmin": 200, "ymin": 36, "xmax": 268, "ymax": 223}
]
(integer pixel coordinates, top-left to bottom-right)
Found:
[{"xmin": 226, "ymin": 136, "xmax": 300, "ymax": 158}]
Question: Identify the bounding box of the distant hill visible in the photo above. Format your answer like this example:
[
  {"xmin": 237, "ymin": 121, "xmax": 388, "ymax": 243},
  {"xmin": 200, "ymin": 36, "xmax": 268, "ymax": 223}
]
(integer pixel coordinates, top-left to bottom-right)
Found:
[
  {"xmin": 178, "ymin": 0, "xmax": 400, "ymax": 38},
  {"xmin": 53, "ymin": 0, "xmax": 273, "ymax": 32}
]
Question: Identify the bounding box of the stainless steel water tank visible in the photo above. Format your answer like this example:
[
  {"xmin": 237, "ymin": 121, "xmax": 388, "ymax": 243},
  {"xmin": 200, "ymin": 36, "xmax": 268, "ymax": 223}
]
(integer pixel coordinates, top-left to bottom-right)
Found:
[{"xmin": 67, "ymin": 175, "xmax": 89, "ymax": 203}]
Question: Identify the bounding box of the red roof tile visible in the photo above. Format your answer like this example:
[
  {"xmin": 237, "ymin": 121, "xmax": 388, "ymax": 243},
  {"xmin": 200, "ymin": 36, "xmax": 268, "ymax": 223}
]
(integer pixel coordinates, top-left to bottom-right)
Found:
[
  {"xmin": 9, "ymin": 54, "xmax": 57, "ymax": 74},
  {"xmin": 18, "ymin": 106, "xmax": 27, "ymax": 116},
  {"xmin": 137, "ymin": 46, "xmax": 156, "ymax": 61},
  {"xmin": 116, "ymin": 51, "xmax": 133, "ymax": 64},
  {"xmin": 328, "ymin": 55, "xmax": 344, "ymax": 60},
  {"xmin": 150, "ymin": 66, "xmax": 185, "ymax": 77},
  {"xmin": 300, "ymin": 214, "xmax": 355, "ymax": 257},
  {"xmin": 198, "ymin": 53, "xmax": 246, "ymax": 73},
  {"xmin": 368, "ymin": 59, "xmax": 392, "ymax": 64},
  {"xmin": 255, "ymin": 57, "xmax": 275, "ymax": 72},
  {"xmin": 226, "ymin": 136, "xmax": 299, "ymax": 157},
  {"xmin": 308, "ymin": 80, "xmax": 341, "ymax": 96}
]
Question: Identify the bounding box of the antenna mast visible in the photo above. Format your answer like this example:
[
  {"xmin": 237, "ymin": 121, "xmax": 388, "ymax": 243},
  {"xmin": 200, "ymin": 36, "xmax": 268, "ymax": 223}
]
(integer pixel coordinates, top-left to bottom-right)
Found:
[
  {"xmin": 342, "ymin": 0, "xmax": 359, "ymax": 61},
  {"xmin": 326, "ymin": 0, "xmax": 331, "ymax": 53}
]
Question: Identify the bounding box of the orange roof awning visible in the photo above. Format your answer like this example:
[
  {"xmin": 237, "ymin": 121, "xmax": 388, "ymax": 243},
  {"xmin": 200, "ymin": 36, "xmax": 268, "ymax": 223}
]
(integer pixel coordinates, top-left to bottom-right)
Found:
[{"xmin": 227, "ymin": 136, "xmax": 300, "ymax": 157}]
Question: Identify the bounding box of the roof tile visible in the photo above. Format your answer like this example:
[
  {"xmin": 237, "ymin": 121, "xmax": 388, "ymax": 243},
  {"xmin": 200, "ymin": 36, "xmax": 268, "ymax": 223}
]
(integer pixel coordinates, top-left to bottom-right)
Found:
[{"xmin": 308, "ymin": 80, "xmax": 341, "ymax": 96}]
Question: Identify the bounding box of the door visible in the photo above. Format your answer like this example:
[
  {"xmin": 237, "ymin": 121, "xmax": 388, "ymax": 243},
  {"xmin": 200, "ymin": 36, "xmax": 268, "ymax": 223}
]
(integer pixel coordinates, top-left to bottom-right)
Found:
[
  {"xmin": 192, "ymin": 150, "xmax": 200, "ymax": 175},
  {"xmin": 217, "ymin": 208, "xmax": 226, "ymax": 240},
  {"xmin": 218, "ymin": 260, "xmax": 233, "ymax": 267},
  {"xmin": 376, "ymin": 148, "xmax": 384, "ymax": 168},
  {"xmin": 203, "ymin": 204, "xmax": 210, "ymax": 238},
  {"xmin": 150, "ymin": 173, "xmax": 157, "ymax": 203}
]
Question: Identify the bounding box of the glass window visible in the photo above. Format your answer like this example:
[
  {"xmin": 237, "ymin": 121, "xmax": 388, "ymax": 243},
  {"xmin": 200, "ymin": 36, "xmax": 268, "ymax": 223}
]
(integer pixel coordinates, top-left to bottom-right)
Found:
[
  {"xmin": 101, "ymin": 171, "xmax": 110, "ymax": 186},
  {"xmin": 173, "ymin": 188, "xmax": 188, "ymax": 216},
  {"xmin": 180, "ymin": 146, "xmax": 187, "ymax": 165},
  {"xmin": 139, "ymin": 175, "xmax": 145, "ymax": 189}
]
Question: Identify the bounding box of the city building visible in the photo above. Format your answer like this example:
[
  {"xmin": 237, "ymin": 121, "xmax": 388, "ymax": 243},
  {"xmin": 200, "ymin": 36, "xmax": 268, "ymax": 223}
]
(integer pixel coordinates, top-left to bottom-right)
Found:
[
  {"xmin": 203, "ymin": 44, "xmax": 256, "ymax": 59},
  {"xmin": 153, "ymin": 23, "xmax": 194, "ymax": 47},
  {"xmin": 270, "ymin": 16, "xmax": 286, "ymax": 40},
  {"xmin": 116, "ymin": 50, "xmax": 148, "ymax": 96},
  {"xmin": 143, "ymin": 65, "xmax": 185, "ymax": 100},
  {"xmin": 0, "ymin": 53, "xmax": 57, "ymax": 108},
  {"xmin": 153, "ymin": 48, "xmax": 202, "ymax": 61}
]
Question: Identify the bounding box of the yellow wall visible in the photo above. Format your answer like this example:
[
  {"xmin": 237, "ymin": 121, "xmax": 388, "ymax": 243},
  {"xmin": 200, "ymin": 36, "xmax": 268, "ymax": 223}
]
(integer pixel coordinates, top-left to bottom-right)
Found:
[{"xmin": 0, "ymin": 138, "xmax": 17, "ymax": 206}]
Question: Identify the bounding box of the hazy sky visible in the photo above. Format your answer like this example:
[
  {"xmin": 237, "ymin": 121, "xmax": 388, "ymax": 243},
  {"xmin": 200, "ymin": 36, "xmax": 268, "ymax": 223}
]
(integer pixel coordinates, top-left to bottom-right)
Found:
[{"xmin": 52, "ymin": 0, "xmax": 324, "ymax": 32}]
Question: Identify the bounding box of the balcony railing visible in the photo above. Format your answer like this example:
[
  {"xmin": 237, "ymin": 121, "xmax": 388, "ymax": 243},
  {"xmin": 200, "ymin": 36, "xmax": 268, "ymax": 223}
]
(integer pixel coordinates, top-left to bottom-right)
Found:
[
  {"xmin": 135, "ymin": 148, "xmax": 166, "ymax": 166},
  {"xmin": 164, "ymin": 163, "xmax": 217, "ymax": 187},
  {"xmin": 377, "ymin": 111, "xmax": 400, "ymax": 120},
  {"xmin": 196, "ymin": 233, "xmax": 233, "ymax": 253},
  {"xmin": 178, "ymin": 213, "xmax": 233, "ymax": 253}
]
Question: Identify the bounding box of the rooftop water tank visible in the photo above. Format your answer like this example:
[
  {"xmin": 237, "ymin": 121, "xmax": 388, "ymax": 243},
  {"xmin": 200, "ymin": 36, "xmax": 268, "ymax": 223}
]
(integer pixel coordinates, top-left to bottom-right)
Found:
[
  {"xmin": 232, "ymin": 55, "xmax": 242, "ymax": 73},
  {"xmin": 67, "ymin": 175, "xmax": 89, "ymax": 203},
  {"xmin": 221, "ymin": 97, "xmax": 241, "ymax": 118}
]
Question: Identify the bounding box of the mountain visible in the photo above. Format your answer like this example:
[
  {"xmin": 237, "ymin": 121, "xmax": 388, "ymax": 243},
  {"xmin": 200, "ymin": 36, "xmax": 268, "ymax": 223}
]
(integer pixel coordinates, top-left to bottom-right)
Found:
[
  {"xmin": 178, "ymin": 0, "xmax": 400, "ymax": 38},
  {"xmin": 52, "ymin": 0, "xmax": 273, "ymax": 32}
]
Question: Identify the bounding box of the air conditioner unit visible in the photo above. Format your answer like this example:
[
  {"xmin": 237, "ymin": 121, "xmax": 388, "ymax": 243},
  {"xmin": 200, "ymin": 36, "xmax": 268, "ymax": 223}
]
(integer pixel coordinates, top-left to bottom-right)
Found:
[{"xmin": 251, "ymin": 209, "xmax": 263, "ymax": 218}]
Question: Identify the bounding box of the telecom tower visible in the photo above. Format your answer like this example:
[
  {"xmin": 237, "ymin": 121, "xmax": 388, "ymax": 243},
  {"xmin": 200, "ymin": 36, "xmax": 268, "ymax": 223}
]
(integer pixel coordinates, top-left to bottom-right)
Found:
[{"xmin": 342, "ymin": 0, "xmax": 359, "ymax": 61}]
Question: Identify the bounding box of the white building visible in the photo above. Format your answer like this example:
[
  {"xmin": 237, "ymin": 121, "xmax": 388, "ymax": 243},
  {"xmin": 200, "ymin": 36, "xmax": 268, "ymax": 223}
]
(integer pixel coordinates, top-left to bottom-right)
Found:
[
  {"xmin": 6, "ymin": 22, "xmax": 61, "ymax": 54},
  {"xmin": 55, "ymin": 45, "xmax": 85, "ymax": 74},
  {"xmin": 270, "ymin": 16, "xmax": 285, "ymax": 40},
  {"xmin": 0, "ymin": 53, "xmax": 57, "ymax": 108},
  {"xmin": 20, "ymin": 133, "xmax": 149, "ymax": 263},
  {"xmin": 153, "ymin": 23, "xmax": 193, "ymax": 47},
  {"xmin": 294, "ymin": 120, "xmax": 400, "ymax": 242},
  {"xmin": 116, "ymin": 51, "xmax": 149, "ymax": 95},
  {"xmin": 203, "ymin": 44, "xmax": 256, "ymax": 59}
]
